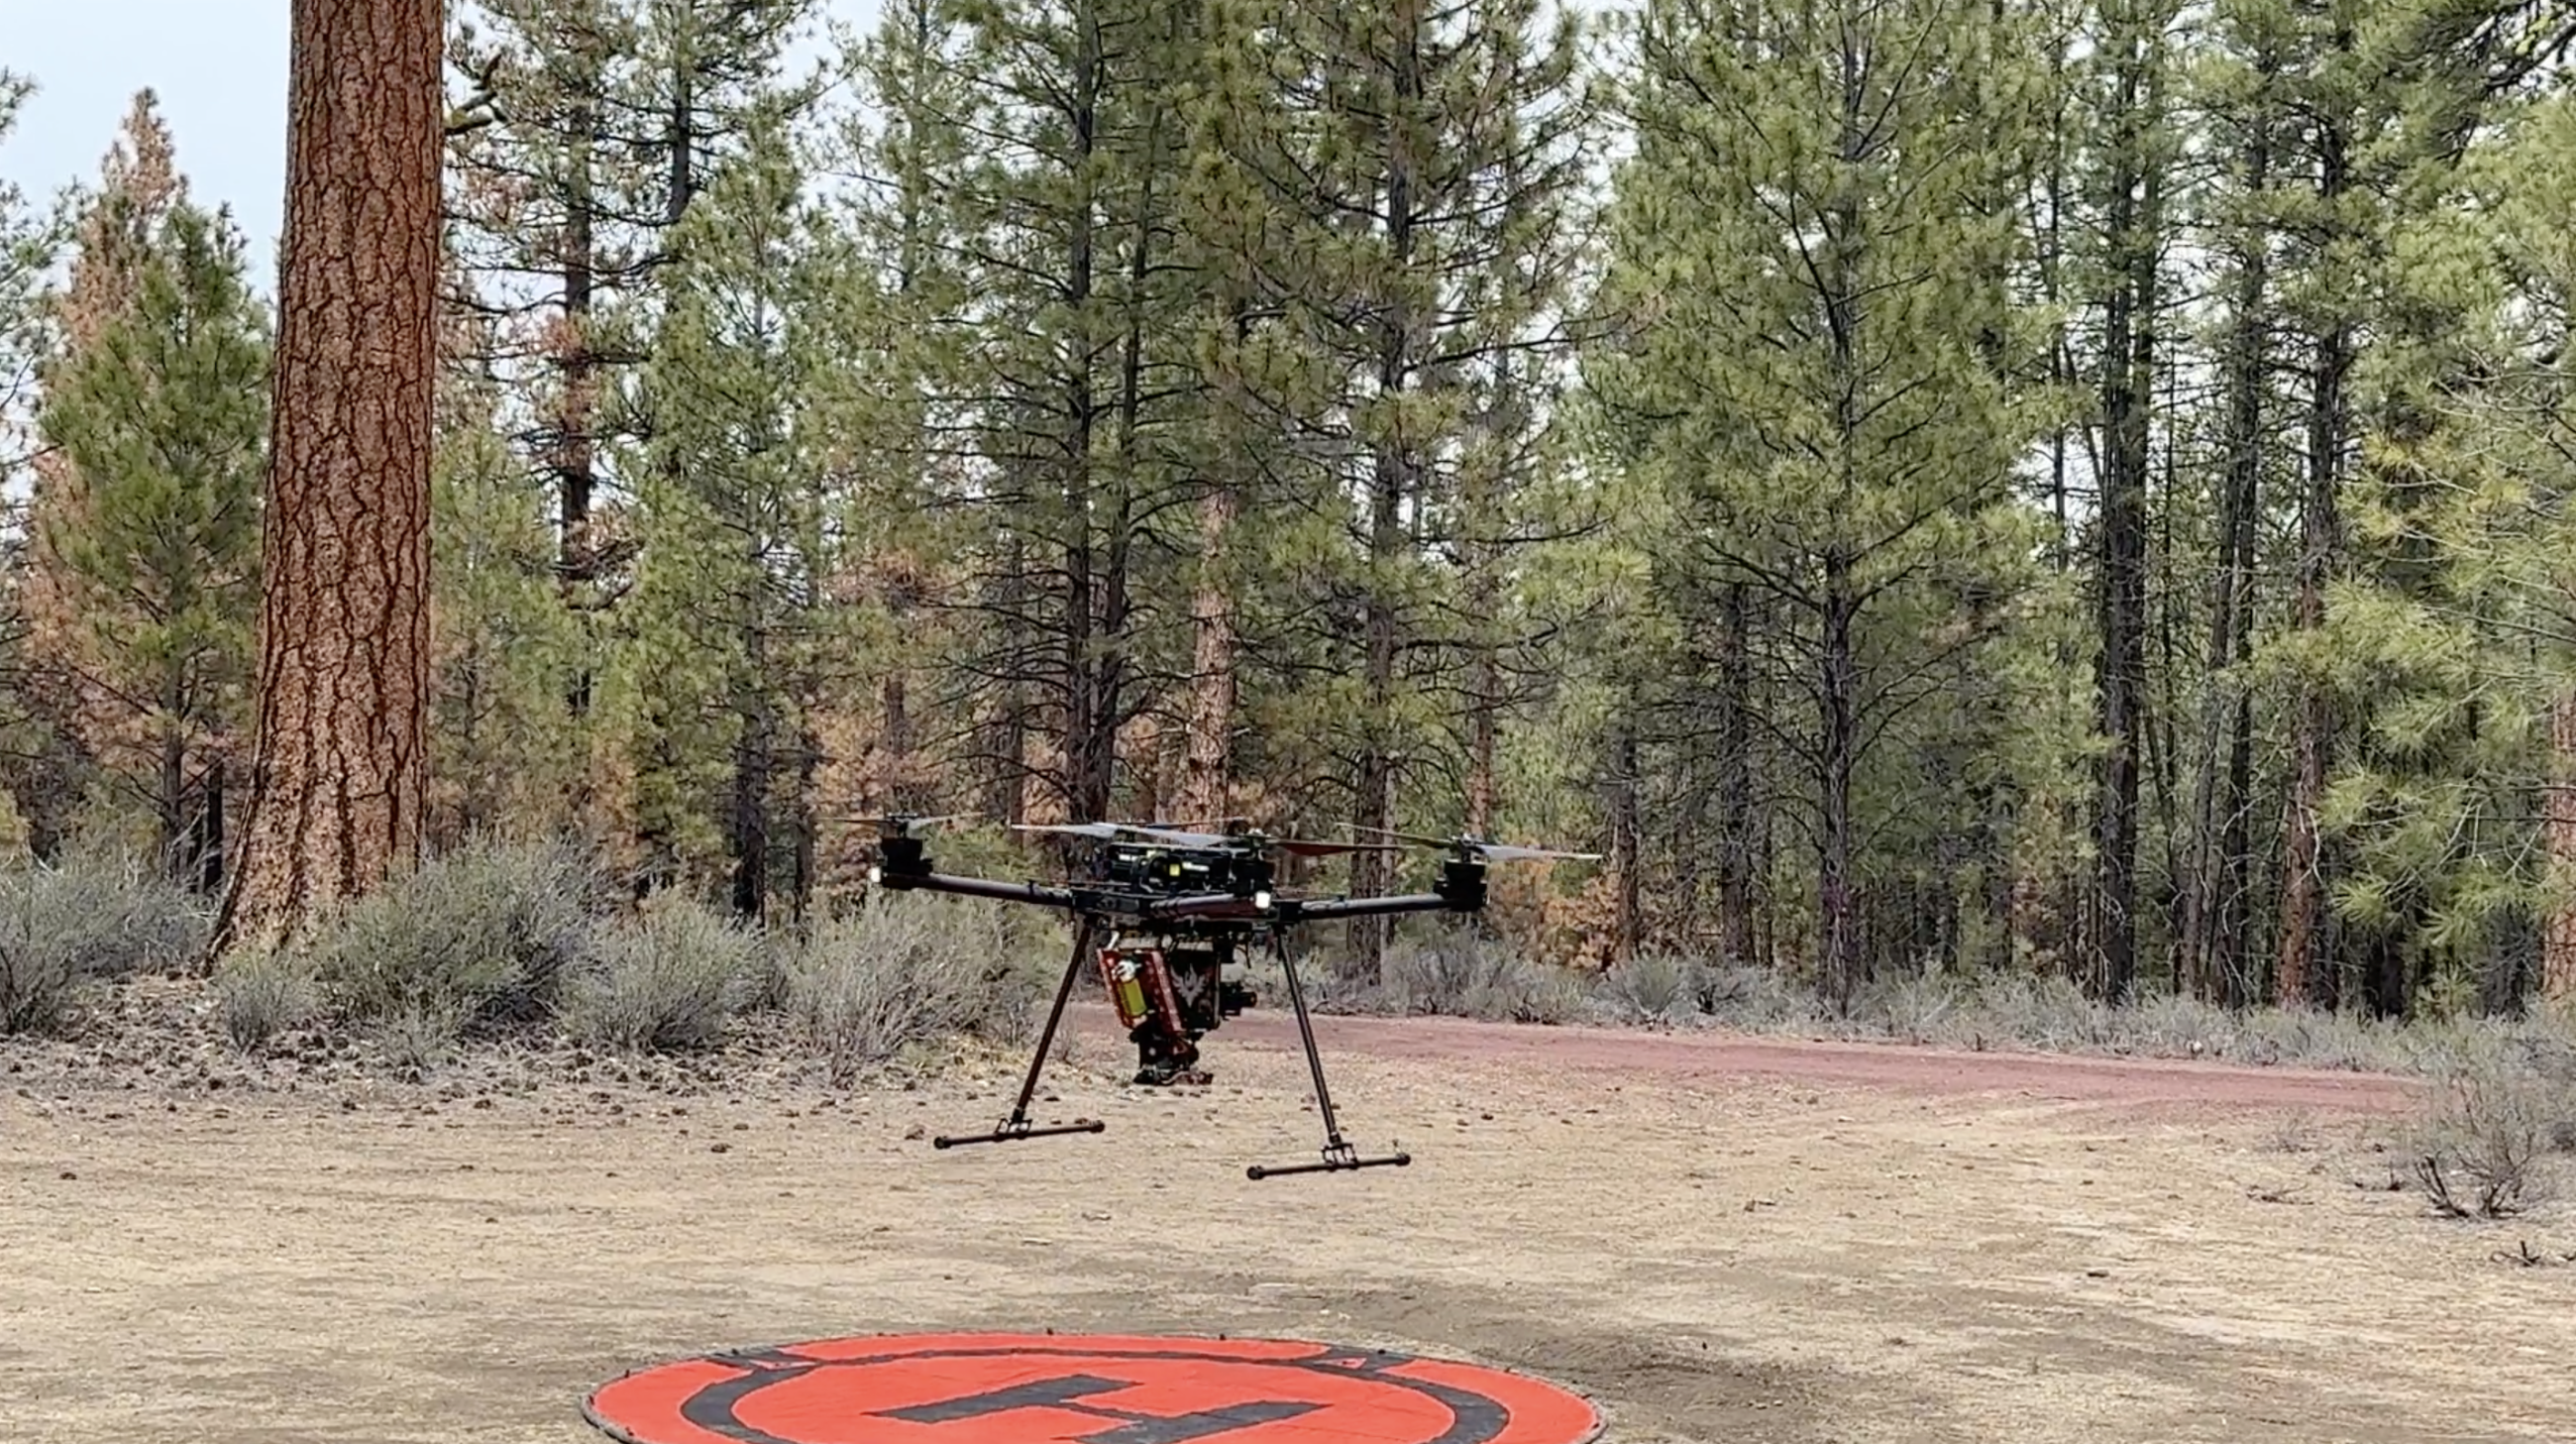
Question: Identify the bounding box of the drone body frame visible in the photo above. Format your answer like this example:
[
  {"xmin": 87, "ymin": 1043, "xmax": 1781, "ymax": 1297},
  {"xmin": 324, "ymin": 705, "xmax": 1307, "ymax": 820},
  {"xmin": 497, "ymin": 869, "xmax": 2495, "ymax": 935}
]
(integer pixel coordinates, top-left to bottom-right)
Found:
[{"xmin": 867, "ymin": 818, "xmax": 1518, "ymax": 1178}]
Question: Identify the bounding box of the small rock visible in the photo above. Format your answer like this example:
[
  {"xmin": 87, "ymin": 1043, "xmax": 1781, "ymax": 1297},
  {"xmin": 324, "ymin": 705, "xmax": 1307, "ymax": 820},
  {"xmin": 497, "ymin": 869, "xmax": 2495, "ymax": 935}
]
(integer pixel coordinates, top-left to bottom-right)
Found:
[{"xmin": 710, "ymin": 1143, "xmax": 731, "ymax": 1155}]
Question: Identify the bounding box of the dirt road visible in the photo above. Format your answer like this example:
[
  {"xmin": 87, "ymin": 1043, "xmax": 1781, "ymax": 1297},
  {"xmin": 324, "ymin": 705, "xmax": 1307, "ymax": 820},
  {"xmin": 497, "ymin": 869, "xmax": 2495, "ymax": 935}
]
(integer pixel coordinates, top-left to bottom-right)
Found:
[
  {"xmin": 2, "ymin": 1005, "xmax": 2564, "ymax": 1444},
  {"xmin": 1214, "ymin": 1005, "xmax": 2425, "ymax": 1114}
]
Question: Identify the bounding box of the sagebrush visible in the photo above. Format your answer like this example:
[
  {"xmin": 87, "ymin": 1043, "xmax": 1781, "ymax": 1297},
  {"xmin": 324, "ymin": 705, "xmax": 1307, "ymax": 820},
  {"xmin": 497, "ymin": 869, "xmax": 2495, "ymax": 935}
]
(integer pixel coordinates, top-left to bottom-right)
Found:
[
  {"xmin": 559, "ymin": 898, "xmax": 759, "ymax": 1054},
  {"xmin": 299, "ymin": 833, "xmax": 606, "ymax": 1035},
  {"xmin": 2406, "ymin": 1060, "xmax": 2575, "ymax": 1219},
  {"xmin": 0, "ymin": 849, "xmax": 208, "ymax": 1037},
  {"xmin": 783, "ymin": 891, "xmax": 1045, "ymax": 1081}
]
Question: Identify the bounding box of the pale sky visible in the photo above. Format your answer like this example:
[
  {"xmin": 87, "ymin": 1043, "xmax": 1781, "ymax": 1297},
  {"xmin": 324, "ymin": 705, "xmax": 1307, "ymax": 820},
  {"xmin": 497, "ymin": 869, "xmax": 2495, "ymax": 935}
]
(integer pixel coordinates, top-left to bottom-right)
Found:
[{"xmin": 1, "ymin": 0, "xmax": 882, "ymax": 275}]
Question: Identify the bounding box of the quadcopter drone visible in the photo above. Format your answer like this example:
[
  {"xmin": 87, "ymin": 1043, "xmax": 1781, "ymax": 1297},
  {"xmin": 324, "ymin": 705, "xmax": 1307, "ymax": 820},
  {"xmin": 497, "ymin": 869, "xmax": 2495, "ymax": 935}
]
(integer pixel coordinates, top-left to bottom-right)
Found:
[{"xmin": 863, "ymin": 812, "xmax": 1595, "ymax": 1179}]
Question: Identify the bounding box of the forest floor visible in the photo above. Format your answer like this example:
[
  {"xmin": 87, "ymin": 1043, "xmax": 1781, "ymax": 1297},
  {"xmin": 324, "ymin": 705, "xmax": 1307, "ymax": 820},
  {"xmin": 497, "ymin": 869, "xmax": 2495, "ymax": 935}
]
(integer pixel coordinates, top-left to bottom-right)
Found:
[{"xmin": 5, "ymin": 989, "xmax": 2573, "ymax": 1444}]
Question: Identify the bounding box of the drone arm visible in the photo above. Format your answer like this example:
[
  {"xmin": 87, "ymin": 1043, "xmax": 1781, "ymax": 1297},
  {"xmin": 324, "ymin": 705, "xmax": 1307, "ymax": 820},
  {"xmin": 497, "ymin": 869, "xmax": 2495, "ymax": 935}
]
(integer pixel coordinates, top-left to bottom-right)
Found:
[
  {"xmin": 880, "ymin": 870, "xmax": 1078, "ymax": 911},
  {"xmin": 1288, "ymin": 892, "xmax": 1457, "ymax": 923},
  {"xmin": 1145, "ymin": 891, "xmax": 1263, "ymax": 921}
]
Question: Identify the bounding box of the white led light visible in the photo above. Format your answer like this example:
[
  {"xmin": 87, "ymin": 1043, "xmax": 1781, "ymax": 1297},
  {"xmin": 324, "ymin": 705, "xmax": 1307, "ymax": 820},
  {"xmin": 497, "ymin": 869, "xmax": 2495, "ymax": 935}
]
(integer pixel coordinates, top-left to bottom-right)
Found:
[
  {"xmin": 868, "ymin": 865, "xmax": 882, "ymax": 884},
  {"xmin": 1253, "ymin": 890, "xmax": 1272, "ymax": 910}
]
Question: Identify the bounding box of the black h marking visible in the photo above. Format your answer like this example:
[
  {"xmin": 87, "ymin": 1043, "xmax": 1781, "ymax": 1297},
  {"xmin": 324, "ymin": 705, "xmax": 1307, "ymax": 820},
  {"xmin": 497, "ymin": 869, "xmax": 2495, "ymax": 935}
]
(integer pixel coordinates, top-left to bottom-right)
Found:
[
  {"xmin": 873, "ymin": 1375, "xmax": 1135, "ymax": 1424},
  {"xmin": 1075, "ymin": 1401, "xmax": 1321, "ymax": 1444},
  {"xmin": 871, "ymin": 1372, "xmax": 1324, "ymax": 1444}
]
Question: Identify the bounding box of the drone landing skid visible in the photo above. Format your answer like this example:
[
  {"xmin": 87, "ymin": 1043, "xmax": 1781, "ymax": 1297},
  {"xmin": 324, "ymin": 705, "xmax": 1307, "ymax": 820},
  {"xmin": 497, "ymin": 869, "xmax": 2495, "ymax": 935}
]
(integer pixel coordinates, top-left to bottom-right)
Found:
[
  {"xmin": 933, "ymin": 926, "xmax": 1102, "ymax": 1153},
  {"xmin": 1245, "ymin": 1145, "xmax": 1411, "ymax": 1180},
  {"xmin": 926, "ymin": 923, "xmax": 1397, "ymax": 1180},
  {"xmin": 1239, "ymin": 930, "xmax": 1404, "ymax": 1182},
  {"xmin": 932, "ymin": 1118, "xmax": 1106, "ymax": 1148}
]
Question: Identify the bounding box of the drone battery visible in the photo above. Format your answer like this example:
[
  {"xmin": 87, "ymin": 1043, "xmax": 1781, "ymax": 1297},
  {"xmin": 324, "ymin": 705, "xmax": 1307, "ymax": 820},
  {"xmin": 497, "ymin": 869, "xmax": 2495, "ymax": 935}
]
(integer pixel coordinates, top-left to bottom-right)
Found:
[{"xmin": 1100, "ymin": 949, "xmax": 1152, "ymax": 1029}]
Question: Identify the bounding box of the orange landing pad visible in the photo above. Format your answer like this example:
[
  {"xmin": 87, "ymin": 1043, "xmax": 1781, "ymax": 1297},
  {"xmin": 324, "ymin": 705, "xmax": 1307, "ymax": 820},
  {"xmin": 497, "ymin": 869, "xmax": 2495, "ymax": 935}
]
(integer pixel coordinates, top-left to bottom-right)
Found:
[{"xmin": 585, "ymin": 1332, "xmax": 1603, "ymax": 1444}]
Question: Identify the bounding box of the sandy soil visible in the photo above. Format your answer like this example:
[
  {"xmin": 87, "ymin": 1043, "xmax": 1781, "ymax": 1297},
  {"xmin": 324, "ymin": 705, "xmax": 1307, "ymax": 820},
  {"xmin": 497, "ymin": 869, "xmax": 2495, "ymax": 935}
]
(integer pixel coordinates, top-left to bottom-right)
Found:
[{"xmin": 5, "ymin": 1001, "xmax": 2572, "ymax": 1444}]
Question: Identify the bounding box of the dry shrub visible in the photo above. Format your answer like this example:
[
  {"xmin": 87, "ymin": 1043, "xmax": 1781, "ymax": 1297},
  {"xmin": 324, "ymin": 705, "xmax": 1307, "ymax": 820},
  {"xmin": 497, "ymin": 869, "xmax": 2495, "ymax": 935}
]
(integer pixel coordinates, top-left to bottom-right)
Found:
[
  {"xmin": 214, "ymin": 944, "xmax": 320, "ymax": 1053},
  {"xmin": 302, "ymin": 834, "xmax": 606, "ymax": 1037},
  {"xmin": 1693, "ymin": 961, "xmax": 1815, "ymax": 1030},
  {"xmin": 1868, "ymin": 973, "xmax": 1969, "ymax": 1046},
  {"xmin": 1381, "ymin": 931, "xmax": 1582, "ymax": 1024},
  {"xmin": 2406, "ymin": 1059, "xmax": 2575, "ymax": 1219},
  {"xmin": 783, "ymin": 891, "xmax": 1044, "ymax": 1082},
  {"xmin": 375, "ymin": 999, "xmax": 466, "ymax": 1074},
  {"xmin": 560, "ymin": 898, "xmax": 759, "ymax": 1054},
  {"xmin": 1599, "ymin": 952, "xmax": 1703, "ymax": 1024},
  {"xmin": 0, "ymin": 849, "xmax": 209, "ymax": 1037}
]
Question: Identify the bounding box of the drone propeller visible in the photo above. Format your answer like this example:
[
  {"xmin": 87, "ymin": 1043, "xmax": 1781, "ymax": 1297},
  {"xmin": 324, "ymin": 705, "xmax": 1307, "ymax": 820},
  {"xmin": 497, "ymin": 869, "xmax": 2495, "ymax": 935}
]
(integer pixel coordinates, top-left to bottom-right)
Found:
[
  {"xmin": 1342, "ymin": 824, "xmax": 1601, "ymax": 863},
  {"xmin": 1124, "ymin": 823, "xmax": 1402, "ymax": 858},
  {"xmin": 856, "ymin": 813, "xmax": 977, "ymax": 837},
  {"xmin": 1010, "ymin": 822, "xmax": 1134, "ymax": 841}
]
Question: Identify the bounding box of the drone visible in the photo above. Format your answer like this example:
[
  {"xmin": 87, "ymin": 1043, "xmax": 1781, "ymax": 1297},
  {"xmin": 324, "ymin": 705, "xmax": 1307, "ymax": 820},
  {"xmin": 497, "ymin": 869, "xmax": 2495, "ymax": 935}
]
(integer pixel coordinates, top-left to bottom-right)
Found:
[{"xmin": 862, "ymin": 812, "xmax": 1596, "ymax": 1179}]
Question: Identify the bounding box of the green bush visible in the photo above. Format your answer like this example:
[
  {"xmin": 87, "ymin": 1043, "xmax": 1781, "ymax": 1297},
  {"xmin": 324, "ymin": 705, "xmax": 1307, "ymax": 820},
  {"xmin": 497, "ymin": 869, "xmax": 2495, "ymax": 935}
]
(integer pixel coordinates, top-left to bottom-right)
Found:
[
  {"xmin": 560, "ymin": 898, "xmax": 759, "ymax": 1054},
  {"xmin": 783, "ymin": 891, "xmax": 1043, "ymax": 1082},
  {"xmin": 302, "ymin": 834, "xmax": 605, "ymax": 1037},
  {"xmin": 0, "ymin": 850, "xmax": 209, "ymax": 1037}
]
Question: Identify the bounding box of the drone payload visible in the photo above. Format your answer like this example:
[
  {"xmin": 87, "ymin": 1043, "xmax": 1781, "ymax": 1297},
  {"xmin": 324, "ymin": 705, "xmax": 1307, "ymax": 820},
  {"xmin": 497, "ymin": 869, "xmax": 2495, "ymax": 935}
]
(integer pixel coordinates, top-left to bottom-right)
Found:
[{"xmin": 861, "ymin": 812, "xmax": 1595, "ymax": 1179}]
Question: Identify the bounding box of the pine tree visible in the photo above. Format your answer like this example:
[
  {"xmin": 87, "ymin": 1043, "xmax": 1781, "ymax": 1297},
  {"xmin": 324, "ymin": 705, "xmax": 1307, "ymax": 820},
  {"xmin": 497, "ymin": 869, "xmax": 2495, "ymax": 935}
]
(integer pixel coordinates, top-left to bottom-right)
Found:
[
  {"xmin": 0, "ymin": 70, "xmax": 56, "ymax": 475},
  {"xmin": 446, "ymin": 0, "xmax": 659, "ymax": 742},
  {"xmin": 1209, "ymin": 0, "xmax": 1593, "ymax": 977},
  {"xmin": 0, "ymin": 71, "xmax": 55, "ymax": 861},
  {"xmin": 937, "ymin": 0, "xmax": 1207, "ymax": 832},
  {"xmin": 424, "ymin": 236, "xmax": 587, "ymax": 845},
  {"xmin": 608, "ymin": 96, "xmax": 839, "ymax": 919},
  {"xmin": 216, "ymin": 0, "xmax": 444, "ymax": 950},
  {"xmin": 35, "ymin": 192, "xmax": 268, "ymax": 890},
  {"xmin": 2275, "ymin": 1, "xmax": 2576, "ymax": 1016},
  {"xmin": 1595, "ymin": 0, "xmax": 2056, "ymax": 1005},
  {"xmin": 12, "ymin": 90, "xmax": 189, "ymax": 862},
  {"xmin": 2174, "ymin": 0, "xmax": 2293, "ymax": 1006},
  {"xmin": 2084, "ymin": 0, "xmax": 2183, "ymax": 1003},
  {"xmin": 811, "ymin": 0, "xmax": 982, "ymax": 833}
]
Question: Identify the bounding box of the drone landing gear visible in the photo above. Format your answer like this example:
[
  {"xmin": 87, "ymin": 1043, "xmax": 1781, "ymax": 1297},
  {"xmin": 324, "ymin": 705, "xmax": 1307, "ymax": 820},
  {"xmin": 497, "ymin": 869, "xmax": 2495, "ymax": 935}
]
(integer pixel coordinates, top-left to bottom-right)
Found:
[
  {"xmin": 1245, "ymin": 933, "xmax": 1409, "ymax": 1182},
  {"xmin": 931, "ymin": 925, "xmax": 1406, "ymax": 1178},
  {"xmin": 932, "ymin": 927, "xmax": 1107, "ymax": 1152}
]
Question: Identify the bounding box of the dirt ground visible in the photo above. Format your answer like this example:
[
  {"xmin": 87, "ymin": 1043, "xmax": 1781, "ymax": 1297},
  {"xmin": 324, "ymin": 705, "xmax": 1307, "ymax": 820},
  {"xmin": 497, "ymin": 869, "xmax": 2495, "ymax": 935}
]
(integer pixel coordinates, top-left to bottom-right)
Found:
[{"xmin": 5, "ymin": 1002, "xmax": 2572, "ymax": 1444}]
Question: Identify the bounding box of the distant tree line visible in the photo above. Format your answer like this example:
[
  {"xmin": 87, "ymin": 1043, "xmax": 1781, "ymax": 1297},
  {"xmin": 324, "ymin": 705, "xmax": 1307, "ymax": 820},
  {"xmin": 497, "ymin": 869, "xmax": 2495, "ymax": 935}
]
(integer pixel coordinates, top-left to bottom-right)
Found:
[{"xmin": 2, "ymin": 0, "xmax": 2574, "ymax": 1018}]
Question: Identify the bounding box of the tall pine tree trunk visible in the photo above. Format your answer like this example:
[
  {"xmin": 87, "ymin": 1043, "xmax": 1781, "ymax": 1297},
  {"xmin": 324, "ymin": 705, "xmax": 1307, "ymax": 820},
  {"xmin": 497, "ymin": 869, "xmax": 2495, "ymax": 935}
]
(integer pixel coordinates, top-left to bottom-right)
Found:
[
  {"xmin": 2092, "ymin": 0, "xmax": 2159, "ymax": 1004},
  {"xmin": 2182, "ymin": 101, "xmax": 2270, "ymax": 1001},
  {"xmin": 2546, "ymin": 691, "xmax": 2576, "ymax": 1005},
  {"xmin": 559, "ymin": 40, "xmax": 602, "ymax": 722},
  {"xmin": 213, "ymin": 0, "xmax": 439, "ymax": 952},
  {"xmin": 730, "ymin": 619, "xmax": 772, "ymax": 922},
  {"xmin": 1717, "ymin": 581, "xmax": 1756, "ymax": 969},
  {"xmin": 1606, "ymin": 718, "xmax": 1641, "ymax": 964},
  {"xmin": 2276, "ymin": 47, "xmax": 2350, "ymax": 1012},
  {"xmin": 1819, "ymin": 565, "xmax": 1862, "ymax": 1010},
  {"xmin": 1090, "ymin": 25, "xmax": 1166, "ymax": 830},
  {"xmin": 1057, "ymin": 0, "xmax": 1107, "ymax": 825},
  {"xmin": 1178, "ymin": 482, "xmax": 1238, "ymax": 826},
  {"xmin": 1345, "ymin": 14, "xmax": 1424, "ymax": 983}
]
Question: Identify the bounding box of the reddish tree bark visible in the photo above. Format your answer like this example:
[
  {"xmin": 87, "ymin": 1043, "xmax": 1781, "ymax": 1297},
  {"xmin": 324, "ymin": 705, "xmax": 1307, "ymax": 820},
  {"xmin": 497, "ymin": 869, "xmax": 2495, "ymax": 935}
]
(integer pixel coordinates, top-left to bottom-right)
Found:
[
  {"xmin": 213, "ymin": 0, "xmax": 442, "ymax": 950},
  {"xmin": 1176, "ymin": 484, "xmax": 1239, "ymax": 827}
]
